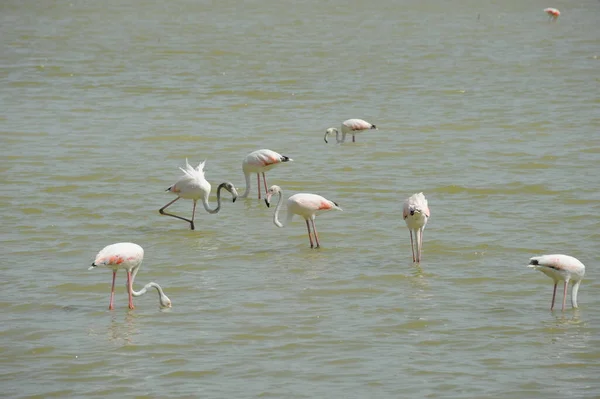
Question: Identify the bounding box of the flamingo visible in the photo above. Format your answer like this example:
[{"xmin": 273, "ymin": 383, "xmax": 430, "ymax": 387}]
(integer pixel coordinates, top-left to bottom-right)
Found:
[
  {"xmin": 89, "ymin": 242, "xmax": 172, "ymax": 310},
  {"xmin": 324, "ymin": 119, "xmax": 377, "ymax": 143},
  {"xmin": 264, "ymin": 185, "xmax": 342, "ymax": 248},
  {"xmin": 528, "ymin": 254, "xmax": 585, "ymax": 311},
  {"xmin": 544, "ymin": 8, "xmax": 560, "ymax": 21},
  {"xmin": 159, "ymin": 159, "xmax": 238, "ymax": 230},
  {"xmin": 240, "ymin": 149, "xmax": 293, "ymax": 200},
  {"xmin": 403, "ymin": 192, "xmax": 430, "ymax": 263}
]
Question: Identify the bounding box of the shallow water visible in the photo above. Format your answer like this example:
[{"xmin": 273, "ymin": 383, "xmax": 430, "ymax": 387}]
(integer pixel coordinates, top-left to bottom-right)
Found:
[{"xmin": 2, "ymin": 0, "xmax": 600, "ymax": 397}]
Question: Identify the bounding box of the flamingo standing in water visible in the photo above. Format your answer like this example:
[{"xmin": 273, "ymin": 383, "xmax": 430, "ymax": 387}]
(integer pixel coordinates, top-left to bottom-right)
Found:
[
  {"xmin": 528, "ymin": 254, "xmax": 585, "ymax": 311},
  {"xmin": 89, "ymin": 242, "xmax": 172, "ymax": 310},
  {"xmin": 265, "ymin": 185, "xmax": 342, "ymax": 248},
  {"xmin": 240, "ymin": 149, "xmax": 293, "ymax": 200},
  {"xmin": 324, "ymin": 119, "xmax": 377, "ymax": 143},
  {"xmin": 403, "ymin": 192, "xmax": 430, "ymax": 263},
  {"xmin": 544, "ymin": 8, "xmax": 560, "ymax": 21},
  {"xmin": 159, "ymin": 159, "xmax": 238, "ymax": 230}
]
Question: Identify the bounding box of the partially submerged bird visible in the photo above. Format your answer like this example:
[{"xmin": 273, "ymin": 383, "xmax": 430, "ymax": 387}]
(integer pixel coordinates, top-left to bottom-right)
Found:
[
  {"xmin": 89, "ymin": 242, "xmax": 172, "ymax": 310},
  {"xmin": 528, "ymin": 254, "xmax": 585, "ymax": 311},
  {"xmin": 240, "ymin": 149, "xmax": 293, "ymax": 200},
  {"xmin": 159, "ymin": 159, "xmax": 238, "ymax": 230},
  {"xmin": 403, "ymin": 192, "xmax": 430, "ymax": 263},
  {"xmin": 324, "ymin": 119, "xmax": 377, "ymax": 143},
  {"xmin": 265, "ymin": 185, "xmax": 342, "ymax": 248}
]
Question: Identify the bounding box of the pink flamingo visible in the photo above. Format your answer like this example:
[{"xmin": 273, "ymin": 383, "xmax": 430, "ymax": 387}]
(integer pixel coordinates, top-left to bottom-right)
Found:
[
  {"xmin": 265, "ymin": 185, "xmax": 342, "ymax": 248},
  {"xmin": 89, "ymin": 242, "xmax": 172, "ymax": 310},
  {"xmin": 159, "ymin": 159, "xmax": 238, "ymax": 230},
  {"xmin": 528, "ymin": 254, "xmax": 585, "ymax": 311},
  {"xmin": 403, "ymin": 192, "xmax": 430, "ymax": 263},
  {"xmin": 240, "ymin": 149, "xmax": 293, "ymax": 200},
  {"xmin": 324, "ymin": 119, "xmax": 377, "ymax": 143},
  {"xmin": 544, "ymin": 8, "xmax": 560, "ymax": 21}
]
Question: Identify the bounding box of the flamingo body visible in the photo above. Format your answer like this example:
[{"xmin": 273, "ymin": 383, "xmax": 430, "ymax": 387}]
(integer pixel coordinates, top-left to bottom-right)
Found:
[
  {"xmin": 159, "ymin": 159, "xmax": 238, "ymax": 230},
  {"xmin": 89, "ymin": 242, "xmax": 172, "ymax": 310},
  {"xmin": 265, "ymin": 185, "xmax": 342, "ymax": 248},
  {"xmin": 403, "ymin": 192, "xmax": 430, "ymax": 263},
  {"xmin": 544, "ymin": 8, "xmax": 560, "ymax": 20},
  {"xmin": 324, "ymin": 119, "xmax": 377, "ymax": 143},
  {"xmin": 528, "ymin": 254, "xmax": 585, "ymax": 310},
  {"xmin": 240, "ymin": 149, "xmax": 293, "ymax": 200}
]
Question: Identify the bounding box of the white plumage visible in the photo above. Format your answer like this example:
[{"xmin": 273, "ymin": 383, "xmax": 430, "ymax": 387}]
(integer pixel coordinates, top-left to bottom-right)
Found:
[
  {"xmin": 528, "ymin": 254, "xmax": 585, "ymax": 310},
  {"xmin": 324, "ymin": 119, "xmax": 377, "ymax": 143},
  {"xmin": 240, "ymin": 149, "xmax": 293, "ymax": 200},
  {"xmin": 403, "ymin": 192, "xmax": 430, "ymax": 263}
]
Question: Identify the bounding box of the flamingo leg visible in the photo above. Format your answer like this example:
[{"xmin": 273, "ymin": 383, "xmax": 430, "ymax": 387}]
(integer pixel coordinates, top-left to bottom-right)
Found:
[
  {"xmin": 352, "ymin": 135, "xmax": 356, "ymax": 143},
  {"xmin": 409, "ymin": 230, "xmax": 416, "ymax": 262},
  {"xmin": 305, "ymin": 219, "xmax": 314, "ymax": 248},
  {"xmin": 127, "ymin": 270, "xmax": 135, "ymax": 310},
  {"xmin": 159, "ymin": 197, "xmax": 195, "ymax": 227},
  {"xmin": 311, "ymin": 218, "xmax": 320, "ymax": 248},
  {"xmin": 257, "ymin": 174, "xmax": 261, "ymax": 200},
  {"xmin": 562, "ymin": 281, "xmax": 568, "ymax": 311},
  {"xmin": 190, "ymin": 200, "xmax": 197, "ymax": 230},
  {"xmin": 550, "ymin": 282, "xmax": 557, "ymax": 310},
  {"xmin": 262, "ymin": 172, "xmax": 268, "ymax": 199},
  {"xmin": 418, "ymin": 228, "xmax": 424, "ymax": 262},
  {"xmin": 109, "ymin": 270, "xmax": 117, "ymax": 310}
]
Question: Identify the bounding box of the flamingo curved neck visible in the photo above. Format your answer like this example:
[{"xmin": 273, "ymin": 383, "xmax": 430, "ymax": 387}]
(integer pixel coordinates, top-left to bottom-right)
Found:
[
  {"xmin": 201, "ymin": 184, "xmax": 224, "ymax": 214},
  {"xmin": 240, "ymin": 171, "xmax": 251, "ymax": 199},
  {"xmin": 131, "ymin": 282, "xmax": 170, "ymax": 307},
  {"xmin": 272, "ymin": 191, "xmax": 285, "ymax": 228},
  {"xmin": 571, "ymin": 280, "xmax": 581, "ymax": 308}
]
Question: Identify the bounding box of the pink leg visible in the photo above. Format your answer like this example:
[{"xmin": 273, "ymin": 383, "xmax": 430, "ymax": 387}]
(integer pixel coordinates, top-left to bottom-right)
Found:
[
  {"xmin": 409, "ymin": 230, "xmax": 416, "ymax": 262},
  {"xmin": 159, "ymin": 197, "xmax": 195, "ymax": 228},
  {"xmin": 257, "ymin": 174, "xmax": 261, "ymax": 200},
  {"xmin": 562, "ymin": 281, "xmax": 568, "ymax": 311},
  {"xmin": 305, "ymin": 219, "xmax": 314, "ymax": 248},
  {"xmin": 550, "ymin": 282, "xmax": 557, "ymax": 310},
  {"xmin": 311, "ymin": 219, "xmax": 320, "ymax": 248},
  {"xmin": 262, "ymin": 172, "xmax": 268, "ymax": 198},
  {"xmin": 109, "ymin": 270, "xmax": 117, "ymax": 310},
  {"xmin": 127, "ymin": 270, "xmax": 135, "ymax": 310}
]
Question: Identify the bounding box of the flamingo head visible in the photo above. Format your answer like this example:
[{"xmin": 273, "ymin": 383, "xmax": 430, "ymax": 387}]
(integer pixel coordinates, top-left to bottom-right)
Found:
[
  {"xmin": 324, "ymin": 128, "xmax": 338, "ymax": 143},
  {"xmin": 219, "ymin": 182, "xmax": 238, "ymax": 203},
  {"xmin": 159, "ymin": 293, "xmax": 172, "ymax": 308},
  {"xmin": 408, "ymin": 205, "xmax": 422, "ymax": 216},
  {"xmin": 265, "ymin": 185, "xmax": 282, "ymax": 207}
]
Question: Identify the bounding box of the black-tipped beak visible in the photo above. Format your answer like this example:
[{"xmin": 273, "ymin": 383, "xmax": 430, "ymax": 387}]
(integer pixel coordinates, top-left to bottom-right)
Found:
[
  {"xmin": 232, "ymin": 197, "xmax": 237, "ymax": 203},
  {"xmin": 371, "ymin": 124, "xmax": 377, "ymax": 129},
  {"xmin": 265, "ymin": 199, "xmax": 270, "ymax": 207},
  {"xmin": 324, "ymin": 138, "xmax": 328, "ymax": 143},
  {"xmin": 91, "ymin": 263, "xmax": 96, "ymax": 267},
  {"xmin": 529, "ymin": 259, "xmax": 539, "ymax": 265}
]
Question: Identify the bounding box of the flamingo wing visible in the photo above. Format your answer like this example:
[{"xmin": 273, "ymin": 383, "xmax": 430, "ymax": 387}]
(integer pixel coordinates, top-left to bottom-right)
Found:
[{"xmin": 343, "ymin": 119, "xmax": 373, "ymax": 131}]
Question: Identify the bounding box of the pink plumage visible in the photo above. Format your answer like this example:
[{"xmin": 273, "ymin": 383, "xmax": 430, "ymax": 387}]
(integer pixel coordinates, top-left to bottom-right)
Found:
[
  {"xmin": 265, "ymin": 185, "xmax": 342, "ymax": 248},
  {"xmin": 89, "ymin": 242, "xmax": 172, "ymax": 310},
  {"xmin": 324, "ymin": 119, "xmax": 377, "ymax": 143},
  {"xmin": 240, "ymin": 149, "xmax": 293, "ymax": 200},
  {"xmin": 544, "ymin": 8, "xmax": 560, "ymax": 20}
]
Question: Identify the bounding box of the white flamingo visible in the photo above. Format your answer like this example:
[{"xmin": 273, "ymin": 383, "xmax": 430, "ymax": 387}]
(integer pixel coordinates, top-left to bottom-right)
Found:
[
  {"xmin": 324, "ymin": 119, "xmax": 377, "ymax": 143},
  {"xmin": 528, "ymin": 254, "xmax": 585, "ymax": 311},
  {"xmin": 159, "ymin": 159, "xmax": 238, "ymax": 230},
  {"xmin": 403, "ymin": 192, "xmax": 430, "ymax": 263},
  {"xmin": 265, "ymin": 185, "xmax": 342, "ymax": 248},
  {"xmin": 240, "ymin": 149, "xmax": 293, "ymax": 200},
  {"xmin": 544, "ymin": 8, "xmax": 560, "ymax": 21},
  {"xmin": 89, "ymin": 242, "xmax": 172, "ymax": 310}
]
